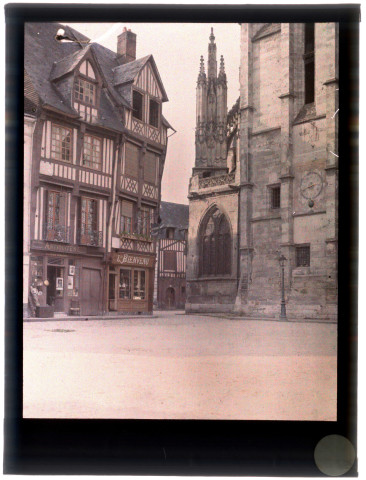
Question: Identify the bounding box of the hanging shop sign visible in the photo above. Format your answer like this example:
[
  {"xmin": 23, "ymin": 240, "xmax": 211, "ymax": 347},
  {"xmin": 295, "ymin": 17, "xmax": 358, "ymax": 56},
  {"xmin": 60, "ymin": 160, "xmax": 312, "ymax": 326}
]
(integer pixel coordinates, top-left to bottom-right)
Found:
[{"xmin": 110, "ymin": 252, "xmax": 155, "ymax": 268}]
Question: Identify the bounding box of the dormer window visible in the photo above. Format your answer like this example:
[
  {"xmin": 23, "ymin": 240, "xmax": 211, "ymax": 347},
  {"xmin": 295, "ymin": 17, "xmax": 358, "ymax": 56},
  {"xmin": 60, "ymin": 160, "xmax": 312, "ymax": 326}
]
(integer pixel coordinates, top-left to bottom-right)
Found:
[
  {"xmin": 73, "ymin": 60, "xmax": 99, "ymax": 121},
  {"xmin": 75, "ymin": 77, "xmax": 96, "ymax": 105},
  {"xmin": 149, "ymin": 99, "xmax": 159, "ymax": 128},
  {"xmin": 133, "ymin": 90, "xmax": 143, "ymax": 121}
]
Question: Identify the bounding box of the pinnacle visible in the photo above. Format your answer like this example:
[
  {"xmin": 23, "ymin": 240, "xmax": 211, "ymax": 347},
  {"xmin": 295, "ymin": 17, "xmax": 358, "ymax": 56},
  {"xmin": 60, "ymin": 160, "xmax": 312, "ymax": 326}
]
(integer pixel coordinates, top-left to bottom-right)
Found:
[
  {"xmin": 200, "ymin": 55, "xmax": 205, "ymax": 73},
  {"xmin": 219, "ymin": 55, "xmax": 225, "ymax": 73},
  {"xmin": 209, "ymin": 27, "xmax": 215, "ymax": 43}
]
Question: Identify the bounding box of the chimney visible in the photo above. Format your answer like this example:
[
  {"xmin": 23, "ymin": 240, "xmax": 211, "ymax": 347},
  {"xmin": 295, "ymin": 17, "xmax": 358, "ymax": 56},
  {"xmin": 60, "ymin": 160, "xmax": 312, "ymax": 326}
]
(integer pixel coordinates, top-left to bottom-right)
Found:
[{"xmin": 117, "ymin": 27, "xmax": 136, "ymax": 64}]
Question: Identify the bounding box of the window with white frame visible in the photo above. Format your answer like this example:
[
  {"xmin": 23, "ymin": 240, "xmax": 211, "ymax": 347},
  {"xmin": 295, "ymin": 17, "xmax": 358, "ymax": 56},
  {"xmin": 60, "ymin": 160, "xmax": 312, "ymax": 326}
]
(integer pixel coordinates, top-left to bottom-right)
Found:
[
  {"xmin": 83, "ymin": 134, "xmax": 102, "ymax": 170},
  {"xmin": 51, "ymin": 124, "xmax": 72, "ymax": 162}
]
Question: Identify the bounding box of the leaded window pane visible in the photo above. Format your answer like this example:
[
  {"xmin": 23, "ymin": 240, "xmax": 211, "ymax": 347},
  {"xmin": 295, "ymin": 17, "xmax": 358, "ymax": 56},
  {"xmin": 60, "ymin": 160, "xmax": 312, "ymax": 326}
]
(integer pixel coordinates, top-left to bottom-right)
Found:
[
  {"xmin": 51, "ymin": 125, "xmax": 71, "ymax": 162},
  {"xmin": 83, "ymin": 135, "xmax": 102, "ymax": 170},
  {"xmin": 75, "ymin": 77, "xmax": 96, "ymax": 105}
]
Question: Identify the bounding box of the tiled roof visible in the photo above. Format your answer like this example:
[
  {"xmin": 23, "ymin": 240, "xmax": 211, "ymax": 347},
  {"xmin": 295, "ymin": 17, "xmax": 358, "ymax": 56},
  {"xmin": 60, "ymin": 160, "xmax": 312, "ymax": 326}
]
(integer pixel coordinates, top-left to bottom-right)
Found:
[
  {"xmin": 113, "ymin": 55, "xmax": 151, "ymax": 85},
  {"xmin": 160, "ymin": 201, "xmax": 189, "ymax": 229},
  {"xmin": 24, "ymin": 22, "xmax": 171, "ymax": 131},
  {"xmin": 50, "ymin": 46, "xmax": 92, "ymax": 81}
]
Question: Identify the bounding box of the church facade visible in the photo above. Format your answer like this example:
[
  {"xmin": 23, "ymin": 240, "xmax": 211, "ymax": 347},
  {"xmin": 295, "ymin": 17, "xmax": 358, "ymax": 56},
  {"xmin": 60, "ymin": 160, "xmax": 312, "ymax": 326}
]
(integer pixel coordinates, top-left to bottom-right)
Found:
[{"xmin": 186, "ymin": 24, "xmax": 338, "ymax": 321}]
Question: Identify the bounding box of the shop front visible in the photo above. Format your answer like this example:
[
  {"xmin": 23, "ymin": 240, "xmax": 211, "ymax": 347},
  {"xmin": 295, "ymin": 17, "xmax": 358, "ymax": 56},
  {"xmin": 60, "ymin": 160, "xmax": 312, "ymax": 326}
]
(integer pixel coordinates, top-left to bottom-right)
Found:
[
  {"xmin": 29, "ymin": 240, "xmax": 104, "ymax": 316},
  {"xmin": 107, "ymin": 252, "xmax": 155, "ymax": 314}
]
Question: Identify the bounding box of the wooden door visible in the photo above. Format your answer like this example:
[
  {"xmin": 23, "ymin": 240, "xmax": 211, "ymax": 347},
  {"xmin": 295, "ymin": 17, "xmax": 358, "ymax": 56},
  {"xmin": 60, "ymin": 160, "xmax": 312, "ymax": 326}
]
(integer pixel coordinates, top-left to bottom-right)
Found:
[
  {"xmin": 81, "ymin": 268, "xmax": 102, "ymax": 315},
  {"xmin": 165, "ymin": 287, "xmax": 176, "ymax": 309}
]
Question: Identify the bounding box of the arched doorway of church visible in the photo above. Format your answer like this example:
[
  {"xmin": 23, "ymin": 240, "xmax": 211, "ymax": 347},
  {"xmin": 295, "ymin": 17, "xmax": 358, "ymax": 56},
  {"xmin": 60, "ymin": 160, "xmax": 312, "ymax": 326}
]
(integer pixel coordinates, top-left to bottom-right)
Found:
[{"xmin": 165, "ymin": 287, "xmax": 176, "ymax": 309}]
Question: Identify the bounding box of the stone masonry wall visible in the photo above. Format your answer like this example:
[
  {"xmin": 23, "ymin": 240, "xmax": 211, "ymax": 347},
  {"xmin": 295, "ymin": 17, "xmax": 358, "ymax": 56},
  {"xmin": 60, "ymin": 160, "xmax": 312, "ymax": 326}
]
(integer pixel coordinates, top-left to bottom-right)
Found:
[
  {"xmin": 235, "ymin": 23, "xmax": 338, "ymax": 320},
  {"xmin": 186, "ymin": 190, "xmax": 239, "ymax": 313}
]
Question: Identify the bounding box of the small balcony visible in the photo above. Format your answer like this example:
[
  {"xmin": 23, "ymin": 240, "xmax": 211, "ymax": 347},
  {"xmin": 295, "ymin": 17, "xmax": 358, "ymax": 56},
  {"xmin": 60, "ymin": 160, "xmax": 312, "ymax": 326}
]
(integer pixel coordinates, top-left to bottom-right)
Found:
[
  {"xmin": 198, "ymin": 172, "xmax": 236, "ymax": 189},
  {"xmin": 43, "ymin": 224, "xmax": 71, "ymax": 243},
  {"xmin": 77, "ymin": 229, "xmax": 103, "ymax": 247}
]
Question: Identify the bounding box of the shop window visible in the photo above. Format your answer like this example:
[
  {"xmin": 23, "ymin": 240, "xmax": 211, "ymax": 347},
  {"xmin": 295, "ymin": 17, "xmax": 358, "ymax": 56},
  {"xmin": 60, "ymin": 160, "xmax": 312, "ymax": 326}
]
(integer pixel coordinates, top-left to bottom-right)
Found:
[
  {"xmin": 149, "ymin": 99, "xmax": 159, "ymax": 128},
  {"xmin": 133, "ymin": 270, "xmax": 146, "ymax": 300},
  {"xmin": 269, "ymin": 185, "xmax": 281, "ymax": 209},
  {"xmin": 304, "ymin": 23, "xmax": 315, "ymax": 105},
  {"xmin": 83, "ymin": 134, "xmax": 102, "ymax": 170},
  {"xmin": 119, "ymin": 269, "xmax": 131, "ymax": 299},
  {"xmin": 67, "ymin": 260, "xmax": 79, "ymax": 297},
  {"xmin": 133, "ymin": 90, "xmax": 143, "ymax": 121},
  {"xmin": 30, "ymin": 256, "xmax": 44, "ymax": 292},
  {"xmin": 296, "ymin": 245, "xmax": 310, "ymax": 267},
  {"xmin": 164, "ymin": 251, "xmax": 176, "ymax": 271},
  {"xmin": 181, "ymin": 286, "xmax": 186, "ymax": 294},
  {"xmin": 51, "ymin": 124, "xmax": 72, "ymax": 162},
  {"xmin": 121, "ymin": 200, "xmax": 134, "ymax": 234},
  {"xmin": 200, "ymin": 207, "xmax": 231, "ymax": 276}
]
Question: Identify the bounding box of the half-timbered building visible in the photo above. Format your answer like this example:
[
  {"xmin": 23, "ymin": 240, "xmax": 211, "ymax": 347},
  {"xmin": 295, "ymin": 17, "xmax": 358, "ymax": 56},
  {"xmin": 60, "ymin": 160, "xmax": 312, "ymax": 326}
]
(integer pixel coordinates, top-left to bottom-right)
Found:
[
  {"xmin": 24, "ymin": 23, "xmax": 172, "ymax": 317},
  {"xmin": 154, "ymin": 201, "xmax": 189, "ymax": 309}
]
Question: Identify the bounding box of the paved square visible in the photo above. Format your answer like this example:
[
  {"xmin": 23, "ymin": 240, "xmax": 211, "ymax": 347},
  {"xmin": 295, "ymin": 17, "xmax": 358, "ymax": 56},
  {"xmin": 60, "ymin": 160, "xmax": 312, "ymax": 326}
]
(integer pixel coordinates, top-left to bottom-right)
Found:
[{"xmin": 23, "ymin": 312, "xmax": 337, "ymax": 420}]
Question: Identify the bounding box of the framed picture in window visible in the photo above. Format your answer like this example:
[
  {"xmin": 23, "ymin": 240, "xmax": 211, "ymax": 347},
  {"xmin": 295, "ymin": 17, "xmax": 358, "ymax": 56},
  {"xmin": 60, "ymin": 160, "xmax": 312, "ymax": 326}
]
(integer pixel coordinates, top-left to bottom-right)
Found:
[
  {"xmin": 56, "ymin": 277, "xmax": 63, "ymax": 290},
  {"xmin": 69, "ymin": 265, "xmax": 75, "ymax": 276},
  {"xmin": 67, "ymin": 276, "xmax": 74, "ymax": 290}
]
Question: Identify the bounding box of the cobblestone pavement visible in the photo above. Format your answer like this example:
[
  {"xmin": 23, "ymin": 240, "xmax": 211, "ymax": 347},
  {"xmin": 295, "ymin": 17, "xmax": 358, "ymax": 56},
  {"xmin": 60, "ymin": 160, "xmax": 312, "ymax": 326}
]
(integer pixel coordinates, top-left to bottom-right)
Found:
[{"xmin": 23, "ymin": 311, "xmax": 337, "ymax": 420}]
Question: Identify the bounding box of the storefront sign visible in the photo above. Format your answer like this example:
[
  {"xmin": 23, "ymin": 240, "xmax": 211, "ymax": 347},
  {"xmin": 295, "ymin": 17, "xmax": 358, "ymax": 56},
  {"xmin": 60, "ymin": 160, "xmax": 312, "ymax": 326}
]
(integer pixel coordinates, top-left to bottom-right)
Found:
[
  {"xmin": 31, "ymin": 240, "xmax": 86, "ymax": 254},
  {"xmin": 110, "ymin": 252, "xmax": 155, "ymax": 268}
]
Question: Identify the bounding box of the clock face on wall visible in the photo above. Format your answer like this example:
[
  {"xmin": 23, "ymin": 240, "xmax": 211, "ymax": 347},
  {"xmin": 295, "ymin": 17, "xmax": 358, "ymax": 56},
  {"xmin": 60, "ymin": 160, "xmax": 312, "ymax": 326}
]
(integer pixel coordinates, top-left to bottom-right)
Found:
[{"xmin": 300, "ymin": 171, "xmax": 323, "ymax": 199}]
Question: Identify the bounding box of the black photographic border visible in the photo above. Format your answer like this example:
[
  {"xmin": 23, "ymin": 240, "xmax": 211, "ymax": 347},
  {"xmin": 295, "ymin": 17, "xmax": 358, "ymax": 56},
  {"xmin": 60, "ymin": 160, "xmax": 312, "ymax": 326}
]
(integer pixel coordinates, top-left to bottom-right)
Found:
[{"xmin": 5, "ymin": 4, "xmax": 359, "ymax": 476}]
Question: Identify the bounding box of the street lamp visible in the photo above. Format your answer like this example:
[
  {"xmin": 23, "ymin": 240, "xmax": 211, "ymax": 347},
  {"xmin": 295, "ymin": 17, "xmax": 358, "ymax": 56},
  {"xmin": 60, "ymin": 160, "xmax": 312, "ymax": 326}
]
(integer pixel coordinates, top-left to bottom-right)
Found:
[{"xmin": 278, "ymin": 254, "xmax": 288, "ymax": 321}]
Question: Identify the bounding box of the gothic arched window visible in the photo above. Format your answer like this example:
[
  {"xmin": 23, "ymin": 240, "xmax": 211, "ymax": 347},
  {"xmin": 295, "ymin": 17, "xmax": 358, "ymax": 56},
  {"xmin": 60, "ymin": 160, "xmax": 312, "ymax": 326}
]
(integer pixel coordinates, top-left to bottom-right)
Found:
[{"xmin": 200, "ymin": 208, "xmax": 231, "ymax": 276}]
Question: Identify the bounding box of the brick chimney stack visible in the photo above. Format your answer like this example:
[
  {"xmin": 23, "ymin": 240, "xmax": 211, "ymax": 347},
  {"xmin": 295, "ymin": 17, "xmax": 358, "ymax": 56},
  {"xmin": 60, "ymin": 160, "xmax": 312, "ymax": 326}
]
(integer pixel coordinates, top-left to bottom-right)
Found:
[{"xmin": 117, "ymin": 27, "xmax": 136, "ymax": 64}]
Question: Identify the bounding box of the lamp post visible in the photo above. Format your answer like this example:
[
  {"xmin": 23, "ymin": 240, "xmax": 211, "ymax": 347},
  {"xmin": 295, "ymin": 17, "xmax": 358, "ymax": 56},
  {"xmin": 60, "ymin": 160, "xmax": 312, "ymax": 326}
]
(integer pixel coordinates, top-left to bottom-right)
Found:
[{"xmin": 278, "ymin": 254, "xmax": 288, "ymax": 321}]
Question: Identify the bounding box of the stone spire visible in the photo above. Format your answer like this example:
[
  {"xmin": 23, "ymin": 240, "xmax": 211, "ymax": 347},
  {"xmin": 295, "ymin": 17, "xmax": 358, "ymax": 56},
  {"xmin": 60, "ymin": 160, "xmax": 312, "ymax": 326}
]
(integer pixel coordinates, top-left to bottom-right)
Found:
[
  {"xmin": 207, "ymin": 27, "xmax": 217, "ymax": 79},
  {"xmin": 194, "ymin": 28, "xmax": 228, "ymax": 175},
  {"xmin": 197, "ymin": 55, "xmax": 206, "ymax": 83},
  {"xmin": 218, "ymin": 55, "xmax": 226, "ymax": 80}
]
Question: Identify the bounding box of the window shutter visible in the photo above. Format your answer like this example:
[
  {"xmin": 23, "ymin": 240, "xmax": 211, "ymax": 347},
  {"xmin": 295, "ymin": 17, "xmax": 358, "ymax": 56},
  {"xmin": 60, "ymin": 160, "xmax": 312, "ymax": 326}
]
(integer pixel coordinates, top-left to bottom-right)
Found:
[
  {"xmin": 59, "ymin": 192, "xmax": 66, "ymax": 226},
  {"xmin": 125, "ymin": 142, "xmax": 139, "ymax": 178},
  {"xmin": 164, "ymin": 251, "xmax": 176, "ymax": 271},
  {"xmin": 144, "ymin": 152, "xmax": 157, "ymax": 183},
  {"xmin": 121, "ymin": 200, "xmax": 133, "ymax": 217}
]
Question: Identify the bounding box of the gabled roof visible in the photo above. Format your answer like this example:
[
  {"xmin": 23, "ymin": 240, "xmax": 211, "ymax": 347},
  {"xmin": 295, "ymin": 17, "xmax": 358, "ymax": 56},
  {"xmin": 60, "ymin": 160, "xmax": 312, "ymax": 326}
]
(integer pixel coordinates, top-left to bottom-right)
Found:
[
  {"xmin": 113, "ymin": 55, "xmax": 151, "ymax": 86},
  {"xmin": 160, "ymin": 201, "xmax": 189, "ymax": 229},
  {"xmin": 113, "ymin": 54, "xmax": 169, "ymax": 102},
  {"xmin": 162, "ymin": 115, "xmax": 175, "ymax": 131},
  {"xmin": 24, "ymin": 22, "xmax": 171, "ymax": 131},
  {"xmin": 50, "ymin": 46, "xmax": 92, "ymax": 81}
]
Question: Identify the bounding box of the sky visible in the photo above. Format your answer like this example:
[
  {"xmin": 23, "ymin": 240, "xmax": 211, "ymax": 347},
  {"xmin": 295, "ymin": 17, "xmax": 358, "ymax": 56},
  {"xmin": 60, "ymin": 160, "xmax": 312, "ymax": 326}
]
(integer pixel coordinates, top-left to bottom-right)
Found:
[{"xmin": 68, "ymin": 23, "xmax": 241, "ymax": 205}]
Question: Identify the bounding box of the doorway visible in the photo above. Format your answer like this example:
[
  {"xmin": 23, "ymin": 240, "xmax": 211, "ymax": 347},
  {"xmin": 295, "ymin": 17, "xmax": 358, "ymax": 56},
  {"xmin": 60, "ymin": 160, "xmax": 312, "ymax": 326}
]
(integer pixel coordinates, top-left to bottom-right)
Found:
[
  {"xmin": 46, "ymin": 265, "xmax": 64, "ymax": 311},
  {"xmin": 165, "ymin": 287, "xmax": 176, "ymax": 309},
  {"xmin": 80, "ymin": 268, "xmax": 102, "ymax": 315}
]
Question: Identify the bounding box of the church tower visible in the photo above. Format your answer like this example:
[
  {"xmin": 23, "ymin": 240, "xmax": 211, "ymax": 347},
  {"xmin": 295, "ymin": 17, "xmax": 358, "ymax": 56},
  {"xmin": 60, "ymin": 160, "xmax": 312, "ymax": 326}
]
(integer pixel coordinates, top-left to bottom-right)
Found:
[{"xmin": 194, "ymin": 28, "xmax": 228, "ymax": 177}]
